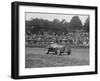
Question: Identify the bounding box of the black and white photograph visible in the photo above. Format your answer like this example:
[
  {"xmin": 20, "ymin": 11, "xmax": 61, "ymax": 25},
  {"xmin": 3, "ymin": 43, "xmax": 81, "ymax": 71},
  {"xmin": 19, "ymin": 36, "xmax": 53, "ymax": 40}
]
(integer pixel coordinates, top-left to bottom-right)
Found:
[
  {"xmin": 11, "ymin": 1, "xmax": 97, "ymax": 79},
  {"xmin": 25, "ymin": 12, "xmax": 90, "ymax": 68}
]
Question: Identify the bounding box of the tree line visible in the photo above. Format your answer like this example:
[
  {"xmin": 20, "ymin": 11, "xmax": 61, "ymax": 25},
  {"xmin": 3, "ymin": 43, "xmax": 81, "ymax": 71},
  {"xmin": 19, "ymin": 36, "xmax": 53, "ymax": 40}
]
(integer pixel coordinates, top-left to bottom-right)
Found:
[{"xmin": 26, "ymin": 16, "xmax": 89, "ymax": 35}]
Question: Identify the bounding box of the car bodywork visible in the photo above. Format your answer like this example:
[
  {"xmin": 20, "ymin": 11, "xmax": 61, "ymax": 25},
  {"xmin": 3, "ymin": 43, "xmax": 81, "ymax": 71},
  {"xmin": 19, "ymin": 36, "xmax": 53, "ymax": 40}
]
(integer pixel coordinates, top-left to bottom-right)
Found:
[{"xmin": 46, "ymin": 43, "xmax": 71, "ymax": 55}]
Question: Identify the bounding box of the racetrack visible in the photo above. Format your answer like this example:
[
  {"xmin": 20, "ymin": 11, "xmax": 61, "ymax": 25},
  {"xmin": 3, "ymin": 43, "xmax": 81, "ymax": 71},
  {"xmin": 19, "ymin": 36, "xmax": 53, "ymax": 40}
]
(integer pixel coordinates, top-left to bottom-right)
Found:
[{"xmin": 25, "ymin": 47, "xmax": 89, "ymax": 68}]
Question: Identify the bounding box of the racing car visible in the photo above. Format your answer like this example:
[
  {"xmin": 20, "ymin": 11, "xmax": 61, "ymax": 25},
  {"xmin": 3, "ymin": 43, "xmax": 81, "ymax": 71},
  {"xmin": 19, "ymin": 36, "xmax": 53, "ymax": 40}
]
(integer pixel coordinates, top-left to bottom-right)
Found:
[{"xmin": 46, "ymin": 42, "xmax": 71, "ymax": 55}]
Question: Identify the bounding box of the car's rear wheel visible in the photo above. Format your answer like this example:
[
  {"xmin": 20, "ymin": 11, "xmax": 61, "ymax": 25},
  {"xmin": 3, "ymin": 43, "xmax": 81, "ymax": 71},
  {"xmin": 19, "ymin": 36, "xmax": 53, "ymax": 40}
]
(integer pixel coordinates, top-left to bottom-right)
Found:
[{"xmin": 67, "ymin": 52, "xmax": 71, "ymax": 55}]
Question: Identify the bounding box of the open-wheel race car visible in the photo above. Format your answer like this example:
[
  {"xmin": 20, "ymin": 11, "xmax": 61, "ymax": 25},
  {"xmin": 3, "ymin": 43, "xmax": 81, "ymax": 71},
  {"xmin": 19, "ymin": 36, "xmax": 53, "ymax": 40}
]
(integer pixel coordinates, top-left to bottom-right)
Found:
[{"xmin": 45, "ymin": 42, "xmax": 71, "ymax": 55}]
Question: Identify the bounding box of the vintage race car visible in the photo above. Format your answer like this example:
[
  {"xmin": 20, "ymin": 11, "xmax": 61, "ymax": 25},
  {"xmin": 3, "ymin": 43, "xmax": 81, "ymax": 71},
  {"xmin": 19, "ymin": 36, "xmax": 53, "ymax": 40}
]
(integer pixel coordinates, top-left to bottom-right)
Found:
[{"xmin": 46, "ymin": 43, "xmax": 71, "ymax": 55}]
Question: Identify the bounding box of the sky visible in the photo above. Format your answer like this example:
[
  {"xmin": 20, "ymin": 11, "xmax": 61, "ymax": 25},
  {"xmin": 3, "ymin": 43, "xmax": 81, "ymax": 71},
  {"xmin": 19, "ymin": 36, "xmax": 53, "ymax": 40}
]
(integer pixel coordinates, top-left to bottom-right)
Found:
[{"xmin": 25, "ymin": 12, "xmax": 89, "ymax": 25}]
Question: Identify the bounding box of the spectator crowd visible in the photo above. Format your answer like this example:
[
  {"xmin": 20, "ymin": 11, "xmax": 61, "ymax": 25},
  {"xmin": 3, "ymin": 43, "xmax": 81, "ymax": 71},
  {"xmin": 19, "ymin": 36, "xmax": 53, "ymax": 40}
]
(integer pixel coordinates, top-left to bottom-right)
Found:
[{"xmin": 25, "ymin": 31, "xmax": 89, "ymax": 48}]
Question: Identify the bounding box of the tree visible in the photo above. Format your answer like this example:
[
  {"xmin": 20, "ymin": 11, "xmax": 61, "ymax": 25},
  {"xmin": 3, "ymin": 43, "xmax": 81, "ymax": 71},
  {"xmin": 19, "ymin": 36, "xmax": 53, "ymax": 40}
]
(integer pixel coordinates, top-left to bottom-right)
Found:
[
  {"xmin": 69, "ymin": 16, "xmax": 82, "ymax": 32},
  {"xmin": 53, "ymin": 18, "xmax": 60, "ymax": 24},
  {"xmin": 83, "ymin": 17, "xmax": 89, "ymax": 32},
  {"xmin": 60, "ymin": 19, "xmax": 66, "ymax": 24},
  {"xmin": 25, "ymin": 18, "xmax": 69, "ymax": 35}
]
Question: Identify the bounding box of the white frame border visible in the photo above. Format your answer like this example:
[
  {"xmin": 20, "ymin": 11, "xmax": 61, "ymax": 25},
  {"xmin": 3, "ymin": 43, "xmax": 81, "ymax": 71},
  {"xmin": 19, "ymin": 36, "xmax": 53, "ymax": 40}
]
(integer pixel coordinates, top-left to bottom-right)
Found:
[{"xmin": 19, "ymin": 5, "xmax": 95, "ymax": 76}]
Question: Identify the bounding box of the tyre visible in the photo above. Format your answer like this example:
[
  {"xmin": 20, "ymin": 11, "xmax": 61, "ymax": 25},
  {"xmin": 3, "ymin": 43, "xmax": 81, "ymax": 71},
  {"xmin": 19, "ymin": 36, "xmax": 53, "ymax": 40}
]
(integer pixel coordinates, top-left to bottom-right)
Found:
[
  {"xmin": 67, "ymin": 52, "xmax": 71, "ymax": 55},
  {"xmin": 55, "ymin": 51, "xmax": 57, "ymax": 54}
]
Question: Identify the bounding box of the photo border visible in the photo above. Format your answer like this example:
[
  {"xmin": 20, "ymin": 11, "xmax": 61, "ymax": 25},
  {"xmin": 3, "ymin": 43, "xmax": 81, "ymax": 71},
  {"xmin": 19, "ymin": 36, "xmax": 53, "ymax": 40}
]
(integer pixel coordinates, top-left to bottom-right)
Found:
[{"xmin": 11, "ymin": 1, "xmax": 98, "ymax": 79}]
